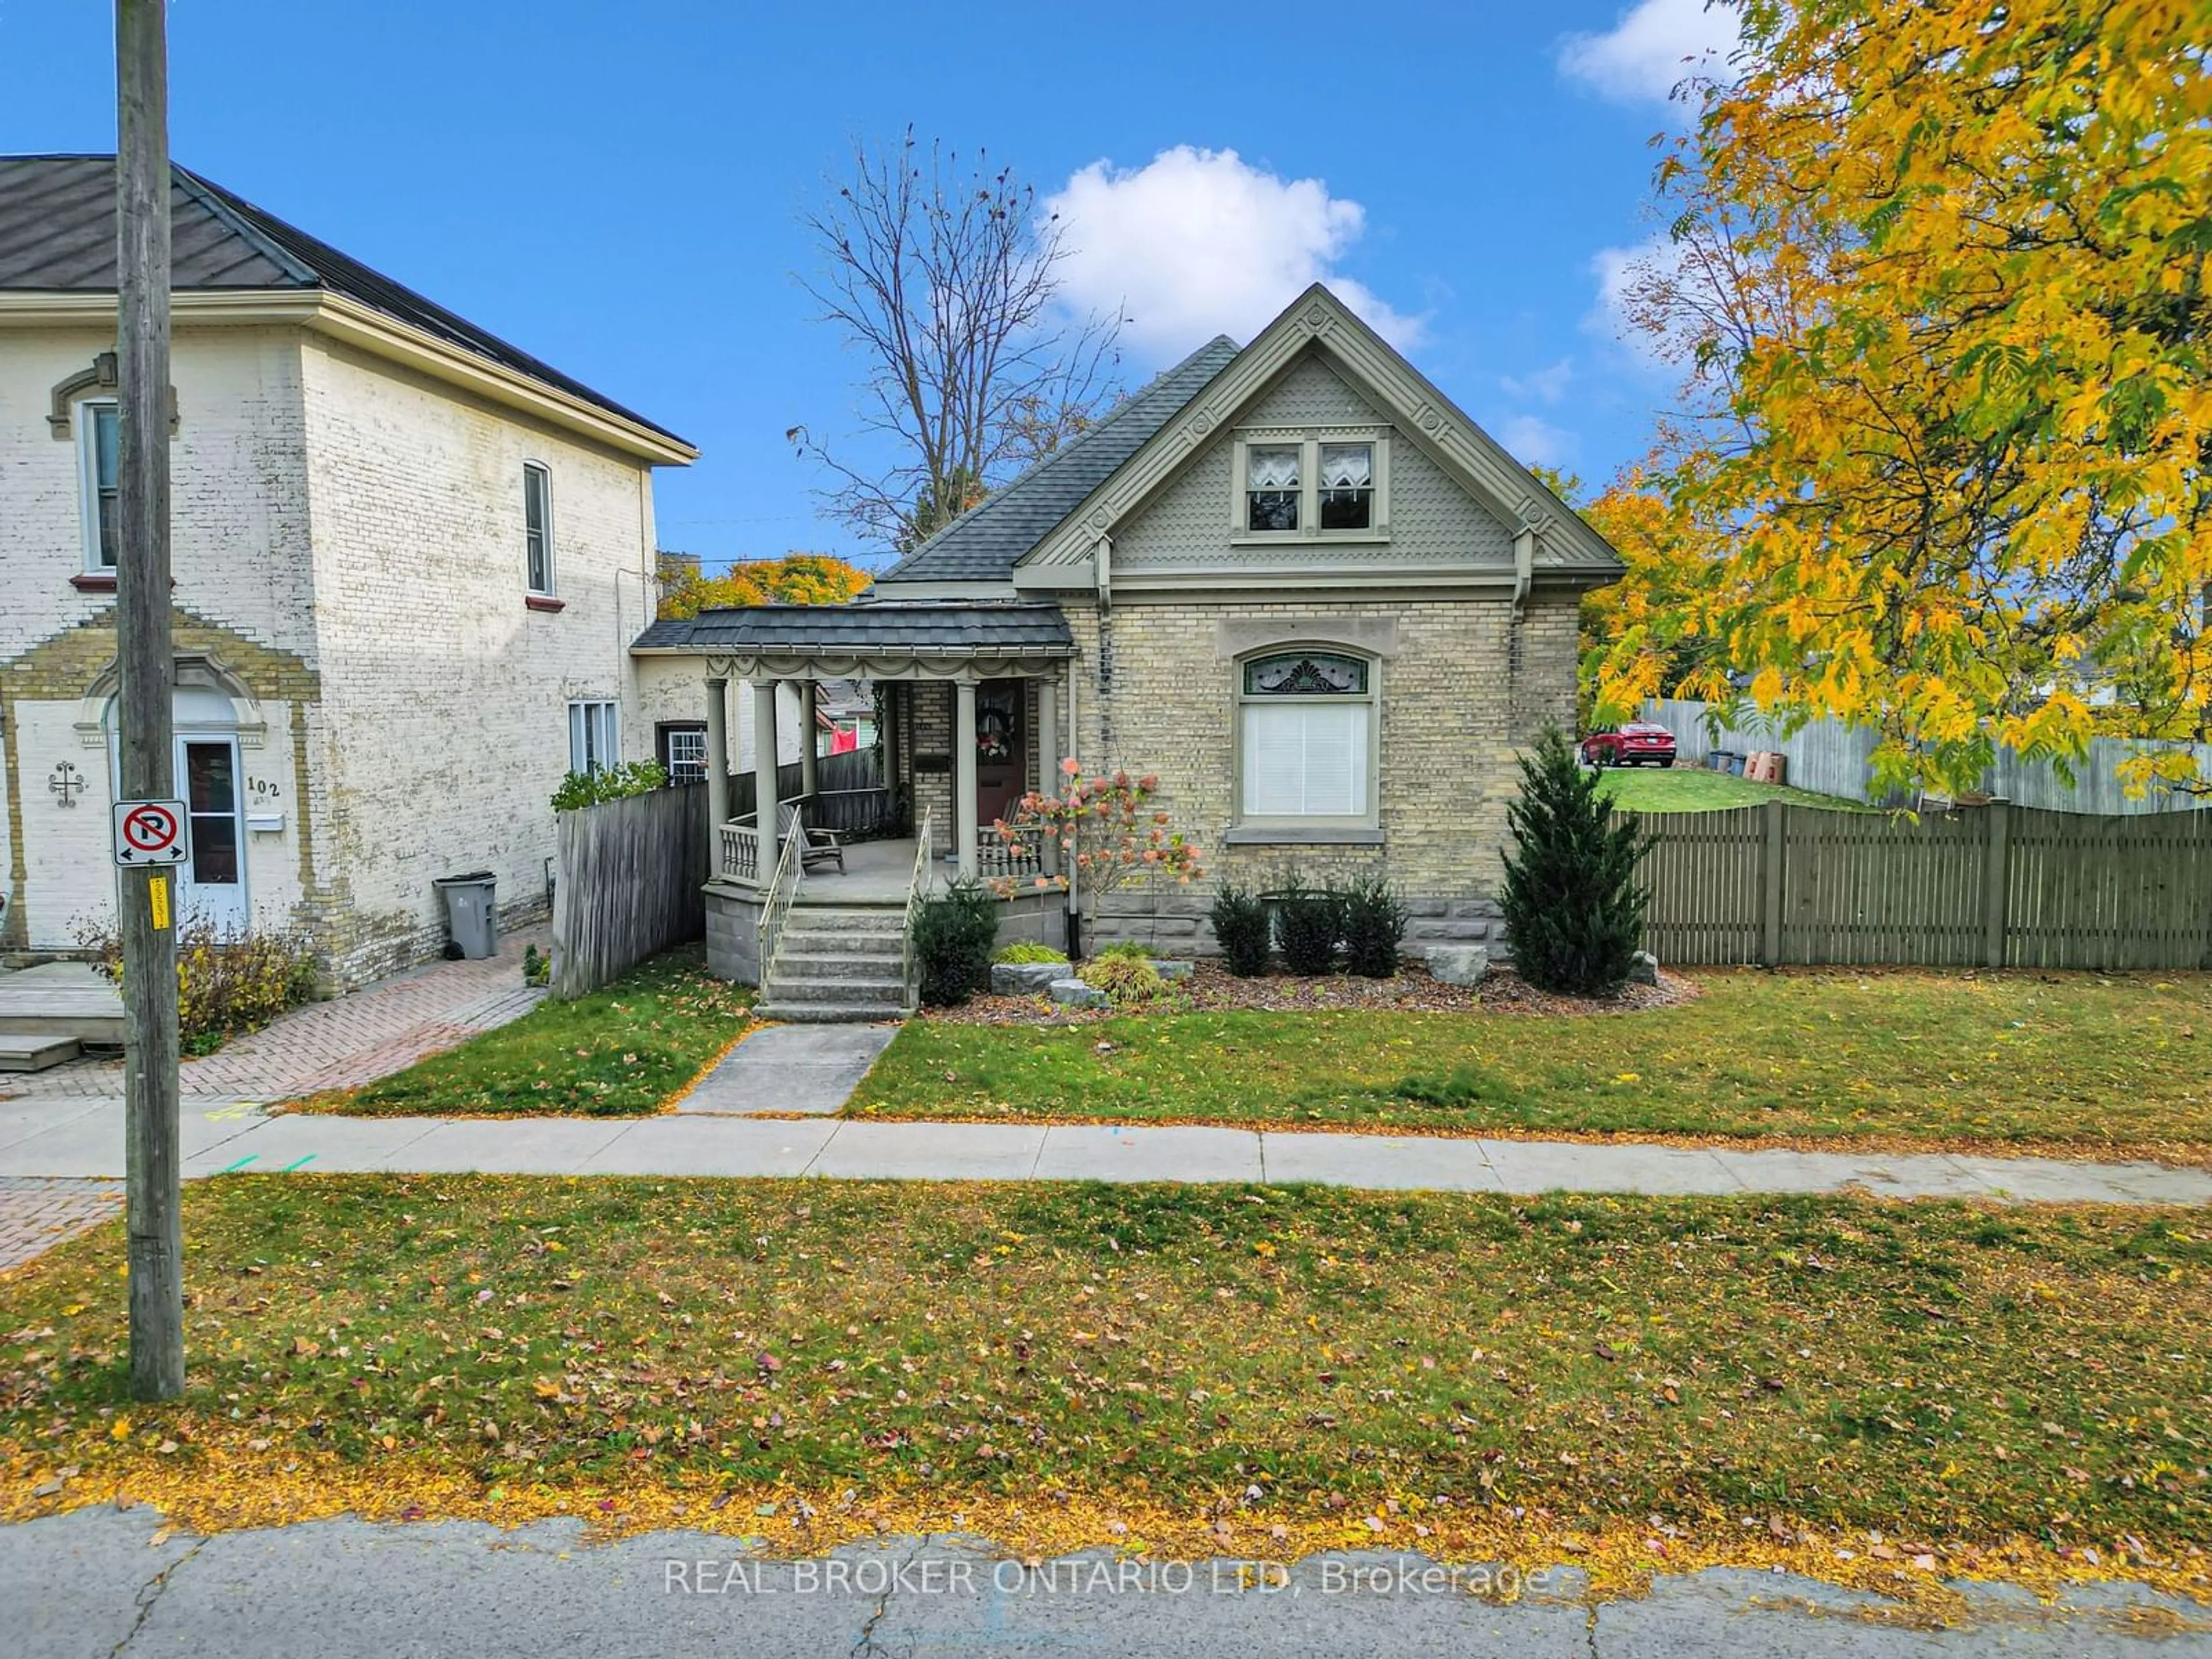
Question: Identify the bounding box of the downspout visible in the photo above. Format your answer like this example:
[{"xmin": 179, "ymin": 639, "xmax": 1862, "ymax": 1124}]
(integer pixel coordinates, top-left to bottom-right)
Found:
[
  {"xmin": 1068, "ymin": 534, "xmax": 1109, "ymax": 955},
  {"xmin": 1510, "ymin": 514, "xmax": 1537, "ymax": 729}
]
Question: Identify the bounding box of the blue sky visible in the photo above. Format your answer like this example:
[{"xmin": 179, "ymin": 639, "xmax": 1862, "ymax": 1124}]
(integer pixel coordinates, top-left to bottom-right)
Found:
[{"xmin": 0, "ymin": 0, "xmax": 1732, "ymax": 572}]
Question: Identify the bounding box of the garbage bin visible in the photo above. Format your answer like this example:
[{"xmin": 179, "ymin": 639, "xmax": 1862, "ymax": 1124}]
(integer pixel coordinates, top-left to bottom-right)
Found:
[{"xmin": 434, "ymin": 871, "xmax": 499, "ymax": 960}]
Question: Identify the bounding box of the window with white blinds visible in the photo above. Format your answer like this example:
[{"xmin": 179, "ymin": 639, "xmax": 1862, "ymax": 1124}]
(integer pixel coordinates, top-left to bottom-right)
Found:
[
  {"xmin": 1234, "ymin": 649, "xmax": 1377, "ymax": 828},
  {"xmin": 1241, "ymin": 702, "xmax": 1369, "ymax": 817}
]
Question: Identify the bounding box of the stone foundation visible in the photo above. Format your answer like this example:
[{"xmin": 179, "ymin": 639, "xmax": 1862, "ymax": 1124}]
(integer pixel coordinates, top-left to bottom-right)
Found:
[
  {"xmin": 1084, "ymin": 891, "xmax": 1508, "ymax": 961},
  {"xmin": 991, "ymin": 892, "xmax": 1069, "ymax": 955},
  {"xmin": 703, "ymin": 882, "xmax": 766, "ymax": 984}
]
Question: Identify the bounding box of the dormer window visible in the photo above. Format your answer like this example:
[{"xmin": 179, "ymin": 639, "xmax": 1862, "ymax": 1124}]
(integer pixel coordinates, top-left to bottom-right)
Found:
[
  {"xmin": 1318, "ymin": 442, "xmax": 1373, "ymax": 531},
  {"xmin": 1245, "ymin": 445, "xmax": 1301, "ymax": 532},
  {"xmin": 1233, "ymin": 430, "xmax": 1390, "ymax": 541}
]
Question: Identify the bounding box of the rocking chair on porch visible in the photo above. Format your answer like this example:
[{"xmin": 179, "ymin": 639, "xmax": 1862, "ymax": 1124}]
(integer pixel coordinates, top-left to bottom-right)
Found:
[{"xmin": 774, "ymin": 802, "xmax": 846, "ymax": 876}]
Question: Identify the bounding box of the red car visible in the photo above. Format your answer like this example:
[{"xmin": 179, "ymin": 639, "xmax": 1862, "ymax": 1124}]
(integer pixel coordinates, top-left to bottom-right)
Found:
[{"xmin": 1581, "ymin": 723, "xmax": 1677, "ymax": 768}]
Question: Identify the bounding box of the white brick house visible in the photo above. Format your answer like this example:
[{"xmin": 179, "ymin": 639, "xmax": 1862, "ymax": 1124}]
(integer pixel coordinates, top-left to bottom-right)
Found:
[{"xmin": 0, "ymin": 155, "xmax": 701, "ymax": 986}]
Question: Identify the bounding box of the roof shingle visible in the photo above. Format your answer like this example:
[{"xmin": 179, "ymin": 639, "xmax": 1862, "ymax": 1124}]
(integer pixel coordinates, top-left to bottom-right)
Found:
[
  {"xmin": 632, "ymin": 600, "xmax": 1073, "ymax": 655},
  {"xmin": 873, "ymin": 336, "xmax": 1240, "ymax": 585},
  {"xmin": 0, "ymin": 154, "xmax": 687, "ymax": 447}
]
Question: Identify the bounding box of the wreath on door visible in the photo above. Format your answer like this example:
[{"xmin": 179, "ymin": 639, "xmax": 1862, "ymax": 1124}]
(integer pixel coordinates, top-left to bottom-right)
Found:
[{"xmin": 977, "ymin": 706, "xmax": 1014, "ymax": 765}]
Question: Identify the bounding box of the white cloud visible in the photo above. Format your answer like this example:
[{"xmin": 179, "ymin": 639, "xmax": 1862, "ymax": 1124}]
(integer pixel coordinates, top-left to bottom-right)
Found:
[
  {"xmin": 1499, "ymin": 358, "xmax": 1573, "ymax": 405},
  {"xmin": 1585, "ymin": 236, "xmax": 1680, "ymax": 370},
  {"xmin": 1557, "ymin": 0, "xmax": 1738, "ymax": 107},
  {"xmin": 1496, "ymin": 414, "xmax": 1578, "ymax": 468},
  {"xmin": 1044, "ymin": 146, "xmax": 1424, "ymax": 363}
]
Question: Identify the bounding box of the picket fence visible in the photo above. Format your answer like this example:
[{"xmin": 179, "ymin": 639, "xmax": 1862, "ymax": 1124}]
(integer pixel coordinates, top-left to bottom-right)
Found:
[{"xmin": 1633, "ymin": 801, "xmax": 2212, "ymax": 970}]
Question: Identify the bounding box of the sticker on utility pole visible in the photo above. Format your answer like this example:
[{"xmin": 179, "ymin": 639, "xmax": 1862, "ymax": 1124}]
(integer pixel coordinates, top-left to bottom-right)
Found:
[{"xmin": 112, "ymin": 798, "xmax": 190, "ymax": 867}]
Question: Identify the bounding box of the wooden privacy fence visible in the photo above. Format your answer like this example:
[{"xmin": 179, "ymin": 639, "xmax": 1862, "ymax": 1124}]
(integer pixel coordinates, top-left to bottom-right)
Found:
[
  {"xmin": 551, "ymin": 781, "xmax": 711, "ymax": 999},
  {"xmin": 1633, "ymin": 802, "xmax": 2212, "ymax": 970},
  {"xmin": 726, "ymin": 747, "xmax": 892, "ymax": 835}
]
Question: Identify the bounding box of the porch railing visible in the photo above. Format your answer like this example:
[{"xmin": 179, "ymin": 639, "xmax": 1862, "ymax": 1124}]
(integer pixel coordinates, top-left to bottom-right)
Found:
[
  {"xmin": 899, "ymin": 807, "xmax": 934, "ymax": 1009},
  {"xmin": 718, "ymin": 815, "xmax": 766, "ymax": 885},
  {"xmin": 978, "ymin": 824, "xmax": 1047, "ymax": 885}
]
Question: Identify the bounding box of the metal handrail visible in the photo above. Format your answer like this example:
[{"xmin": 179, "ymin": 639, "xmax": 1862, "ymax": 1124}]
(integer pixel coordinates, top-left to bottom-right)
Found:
[
  {"xmin": 755, "ymin": 813, "xmax": 804, "ymax": 986},
  {"xmin": 898, "ymin": 807, "xmax": 934, "ymax": 1011}
]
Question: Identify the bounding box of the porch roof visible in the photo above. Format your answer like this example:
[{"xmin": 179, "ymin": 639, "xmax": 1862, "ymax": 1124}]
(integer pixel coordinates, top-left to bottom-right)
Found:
[{"xmin": 631, "ymin": 599, "xmax": 1073, "ymax": 659}]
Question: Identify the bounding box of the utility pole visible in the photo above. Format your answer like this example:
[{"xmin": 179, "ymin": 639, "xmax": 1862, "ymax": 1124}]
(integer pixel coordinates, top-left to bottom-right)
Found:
[{"xmin": 116, "ymin": 0, "xmax": 184, "ymax": 1400}]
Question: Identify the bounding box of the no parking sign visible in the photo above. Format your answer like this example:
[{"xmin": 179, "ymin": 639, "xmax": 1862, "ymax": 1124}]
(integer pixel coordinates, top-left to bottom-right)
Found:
[{"xmin": 112, "ymin": 798, "xmax": 190, "ymax": 867}]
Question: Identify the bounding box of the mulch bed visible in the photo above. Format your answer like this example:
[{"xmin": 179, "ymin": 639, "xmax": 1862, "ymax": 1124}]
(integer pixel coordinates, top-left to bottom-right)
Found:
[{"xmin": 927, "ymin": 959, "xmax": 1701, "ymax": 1025}]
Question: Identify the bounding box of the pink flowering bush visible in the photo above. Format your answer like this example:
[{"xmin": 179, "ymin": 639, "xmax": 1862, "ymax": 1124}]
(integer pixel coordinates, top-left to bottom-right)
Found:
[{"xmin": 986, "ymin": 759, "xmax": 1202, "ymax": 903}]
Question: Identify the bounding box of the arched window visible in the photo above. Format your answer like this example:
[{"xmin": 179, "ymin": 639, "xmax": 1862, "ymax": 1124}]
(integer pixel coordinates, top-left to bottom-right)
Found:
[{"xmin": 1234, "ymin": 648, "xmax": 1378, "ymax": 832}]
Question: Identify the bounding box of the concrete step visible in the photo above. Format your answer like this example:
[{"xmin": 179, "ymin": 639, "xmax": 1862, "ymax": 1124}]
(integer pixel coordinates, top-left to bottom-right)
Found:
[
  {"xmin": 781, "ymin": 912, "xmax": 907, "ymax": 941},
  {"xmin": 755, "ymin": 999, "xmax": 912, "ymax": 1024},
  {"xmin": 763, "ymin": 975, "xmax": 908, "ymax": 1007},
  {"xmin": 0, "ymin": 964, "xmax": 126, "ymax": 1046},
  {"xmin": 0, "ymin": 1030, "xmax": 84, "ymax": 1073},
  {"xmin": 774, "ymin": 952, "xmax": 906, "ymax": 981}
]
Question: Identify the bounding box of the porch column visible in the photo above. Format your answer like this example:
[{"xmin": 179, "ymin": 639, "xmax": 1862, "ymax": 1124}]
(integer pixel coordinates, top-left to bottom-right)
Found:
[
  {"xmin": 1036, "ymin": 677, "xmax": 1059, "ymax": 876},
  {"xmin": 882, "ymin": 682, "xmax": 900, "ymax": 799},
  {"xmin": 798, "ymin": 680, "xmax": 820, "ymax": 800},
  {"xmin": 751, "ymin": 677, "xmax": 779, "ymax": 865},
  {"xmin": 704, "ymin": 675, "xmax": 730, "ymax": 836},
  {"xmin": 954, "ymin": 676, "xmax": 979, "ymax": 879}
]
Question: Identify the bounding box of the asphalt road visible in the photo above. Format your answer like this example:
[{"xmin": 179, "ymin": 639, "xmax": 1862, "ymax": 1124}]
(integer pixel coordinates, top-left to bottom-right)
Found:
[{"xmin": 7, "ymin": 1508, "xmax": 2209, "ymax": 1657}]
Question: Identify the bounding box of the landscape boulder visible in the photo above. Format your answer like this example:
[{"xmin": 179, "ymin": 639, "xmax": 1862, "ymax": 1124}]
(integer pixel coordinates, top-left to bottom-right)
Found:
[
  {"xmin": 1426, "ymin": 945, "xmax": 1491, "ymax": 986},
  {"xmin": 1152, "ymin": 960, "xmax": 1194, "ymax": 982},
  {"xmin": 1048, "ymin": 978, "xmax": 1109, "ymax": 1009},
  {"xmin": 991, "ymin": 961, "xmax": 1066, "ymax": 996},
  {"xmin": 1627, "ymin": 950, "xmax": 1660, "ymax": 987}
]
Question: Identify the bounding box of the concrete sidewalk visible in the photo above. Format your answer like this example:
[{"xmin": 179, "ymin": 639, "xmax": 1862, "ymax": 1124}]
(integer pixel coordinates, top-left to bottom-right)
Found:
[
  {"xmin": 1, "ymin": 1099, "xmax": 2206, "ymax": 1204},
  {"xmin": 6, "ymin": 1508, "xmax": 2207, "ymax": 1659}
]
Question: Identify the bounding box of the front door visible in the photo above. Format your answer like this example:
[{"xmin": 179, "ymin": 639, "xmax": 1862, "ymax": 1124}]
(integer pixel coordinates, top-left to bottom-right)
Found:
[
  {"xmin": 177, "ymin": 735, "xmax": 247, "ymax": 933},
  {"xmin": 974, "ymin": 679, "xmax": 1027, "ymax": 833}
]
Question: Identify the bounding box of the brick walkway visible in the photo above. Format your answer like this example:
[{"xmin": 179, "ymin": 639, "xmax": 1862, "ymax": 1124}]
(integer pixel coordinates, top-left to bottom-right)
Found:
[
  {"xmin": 0, "ymin": 929, "xmax": 548, "ymax": 1107},
  {"xmin": 0, "ymin": 1176, "xmax": 123, "ymax": 1273}
]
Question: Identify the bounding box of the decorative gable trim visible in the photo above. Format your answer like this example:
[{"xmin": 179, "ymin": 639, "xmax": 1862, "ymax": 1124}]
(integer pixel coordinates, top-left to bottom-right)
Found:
[{"xmin": 1013, "ymin": 284, "xmax": 1623, "ymax": 581}]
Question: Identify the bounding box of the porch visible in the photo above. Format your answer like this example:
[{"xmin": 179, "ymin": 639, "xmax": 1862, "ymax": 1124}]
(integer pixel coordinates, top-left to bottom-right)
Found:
[
  {"xmin": 748, "ymin": 834, "xmax": 1047, "ymax": 906},
  {"xmin": 630, "ymin": 599, "xmax": 1078, "ymax": 999},
  {"xmin": 632, "ymin": 599, "xmax": 1078, "ymax": 895}
]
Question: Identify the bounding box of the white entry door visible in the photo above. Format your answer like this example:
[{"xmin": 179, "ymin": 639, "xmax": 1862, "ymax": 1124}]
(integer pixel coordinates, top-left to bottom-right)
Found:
[{"xmin": 176, "ymin": 734, "xmax": 247, "ymax": 933}]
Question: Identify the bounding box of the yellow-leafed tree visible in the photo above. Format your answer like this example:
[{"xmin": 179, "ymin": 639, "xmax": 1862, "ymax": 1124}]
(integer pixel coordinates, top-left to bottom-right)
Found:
[
  {"xmin": 1592, "ymin": 0, "xmax": 2211, "ymax": 797},
  {"xmin": 656, "ymin": 553, "xmax": 872, "ymax": 620}
]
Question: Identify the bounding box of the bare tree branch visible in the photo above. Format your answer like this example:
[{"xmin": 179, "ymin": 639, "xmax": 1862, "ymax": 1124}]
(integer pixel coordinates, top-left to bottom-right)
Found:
[{"xmin": 790, "ymin": 129, "xmax": 1124, "ymax": 552}]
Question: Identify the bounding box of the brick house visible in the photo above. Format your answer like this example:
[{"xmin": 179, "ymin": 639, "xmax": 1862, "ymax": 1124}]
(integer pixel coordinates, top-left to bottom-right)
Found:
[
  {"xmin": 633, "ymin": 285, "xmax": 1624, "ymax": 1007},
  {"xmin": 0, "ymin": 155, "xmax": 702, "ymax": 985}
]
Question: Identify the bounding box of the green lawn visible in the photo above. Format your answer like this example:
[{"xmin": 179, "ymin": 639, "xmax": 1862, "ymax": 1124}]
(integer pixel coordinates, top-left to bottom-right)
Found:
[
  {"xmin": 4, "ymin": 1177, "xmax": 2206, "ymax": 1569},
  {"xmin": 854, "ymin": 971, "xmax": 2212, "ymax": 1160},
  {"xmin": 1597, "ymin": 764, "xmax": 1874, "ymax": 813},
  {"xmin": 290, "ymin": 946, "xmax": 751, "ymax": 1118}
]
